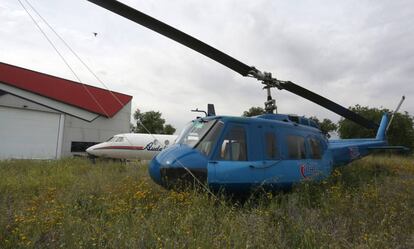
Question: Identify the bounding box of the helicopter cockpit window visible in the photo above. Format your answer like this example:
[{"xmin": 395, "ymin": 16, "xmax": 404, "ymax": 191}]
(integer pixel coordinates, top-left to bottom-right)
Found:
[
  {"xmin": 308, "ymin": 137, "xmax": 322, "ymax": 159},
  {"xmin": 265, "ymin": 132, "xmax": 279, "ymax": 160},
  {"xmin": 287, "ymin": 135, "xmax": 306, "ymax": 159},
  {"xmin": 195, "ymin": 121, "xmax": 224, "ymax": 156},
  {"xmin": 176, "ymin": 119, "xmax": 217, "ymax": 148},
  {"xmin": 218, "ymin": 126, "xmax": 247, "ymax": 161}
]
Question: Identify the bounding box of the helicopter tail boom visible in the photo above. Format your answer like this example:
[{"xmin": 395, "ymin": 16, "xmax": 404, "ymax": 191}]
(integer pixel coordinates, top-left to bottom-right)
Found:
[{"xmin": 329, "ymin": 112, "xmax": 411, "ymax": 167}]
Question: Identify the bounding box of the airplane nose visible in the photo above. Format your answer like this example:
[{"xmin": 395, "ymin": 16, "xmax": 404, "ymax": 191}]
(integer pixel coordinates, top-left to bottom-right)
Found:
[{"xmin": 86, "ymin": 145, "xmax": 95, "ymax": 155}]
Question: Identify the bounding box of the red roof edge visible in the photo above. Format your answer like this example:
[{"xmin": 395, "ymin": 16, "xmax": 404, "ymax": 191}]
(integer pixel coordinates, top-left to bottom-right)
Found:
[{"xmin": 0, "ymin": 62, "xmax": 132, "ymax": 117}]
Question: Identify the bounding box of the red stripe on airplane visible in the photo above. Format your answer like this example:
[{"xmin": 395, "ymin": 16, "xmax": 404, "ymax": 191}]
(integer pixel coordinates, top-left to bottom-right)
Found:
[{"xmin": 95, "ymin": 146, "xmax": 145, "ymax": 150}]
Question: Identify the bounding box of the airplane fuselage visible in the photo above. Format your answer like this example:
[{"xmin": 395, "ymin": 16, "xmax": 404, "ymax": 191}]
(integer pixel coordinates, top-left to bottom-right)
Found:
[{"xmin": 87, "ymin": 133, "xmax": 177, "ymax": 160}]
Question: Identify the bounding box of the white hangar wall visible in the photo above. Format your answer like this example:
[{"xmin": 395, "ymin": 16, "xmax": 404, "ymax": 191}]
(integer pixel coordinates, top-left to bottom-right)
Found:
[
  {"xmin": 0, "ymin": 93, "xmax": 64, "ymax": 159},
  {"xmin": 61, "ymin": 102, "xmax": 131, "ymax": 156},
  {"xmin": 0, "ymin": 93, "xmax": 131, "ymax": 159}
]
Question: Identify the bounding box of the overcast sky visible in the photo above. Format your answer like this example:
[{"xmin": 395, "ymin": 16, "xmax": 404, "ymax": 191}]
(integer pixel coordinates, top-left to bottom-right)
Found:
[{"xmin": 1, "ymin": 0, "xmax": 413, "ymax": 131}]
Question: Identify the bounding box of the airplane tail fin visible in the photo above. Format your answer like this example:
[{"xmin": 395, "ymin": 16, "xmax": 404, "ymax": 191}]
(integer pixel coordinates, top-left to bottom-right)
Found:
[{"xmin": 376, "ymin": 113, "xmax": 389, "ymax": 140}]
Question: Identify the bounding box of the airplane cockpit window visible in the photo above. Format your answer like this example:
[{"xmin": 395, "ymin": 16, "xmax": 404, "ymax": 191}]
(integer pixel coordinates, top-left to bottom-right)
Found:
[
  {"xmin": 218, "ymin": 125, "xmax": 247, "ymax": 161},
  {"xmin": 115, "ymin": 137, "xmax": 124, "ymax": 142},
  {"xmin": 287, "ymin": 135, "xmax": 306, "ymax": 159},
  {"xmin": 176, "ymin": 119, "xmax": 217, "ymax": 148}
]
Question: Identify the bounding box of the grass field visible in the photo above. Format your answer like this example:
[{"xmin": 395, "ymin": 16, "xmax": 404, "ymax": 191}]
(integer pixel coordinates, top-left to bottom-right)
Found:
[{"xmin": 0, "ymin": 156, "xmax": 413, "ymax": 248}]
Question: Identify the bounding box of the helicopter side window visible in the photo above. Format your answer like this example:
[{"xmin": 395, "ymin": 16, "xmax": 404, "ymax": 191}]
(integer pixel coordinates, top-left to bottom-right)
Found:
[
  {"xmin": 218, "ymin": 126, "xmax": 247, "ymax": 161},
  {"xmin": 265, "ymin": 132, "xmax": 279, "ymax": 160},
  {"xmin": 286, "ymin": 135, "xmax": 306, "ymax": 159},
  {"xmin": 308, "ymin": 137, "xmax": 322, "ymax": 159}
]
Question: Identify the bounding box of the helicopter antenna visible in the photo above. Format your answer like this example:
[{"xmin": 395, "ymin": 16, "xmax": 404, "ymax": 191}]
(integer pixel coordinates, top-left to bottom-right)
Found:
[
  {"xmin": 192, "ymin": 104, "xmax": 216, "ymax": 116},
  {"xmin": 207, "ymin": 104, "xmax": 216, "ymax": 116},
  {"xmin": 191, "ymin": 108, "xmax": 207, "ymax": 117},
  {"xmin": 386, "ymin": 95, "xmax": 405, "ymax": 132}
]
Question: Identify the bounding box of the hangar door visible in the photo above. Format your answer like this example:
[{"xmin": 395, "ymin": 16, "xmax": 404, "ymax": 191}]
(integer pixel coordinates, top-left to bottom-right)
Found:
[{"xmin": 0, "ymin": 106, "xmax": 62, "ymax": 159}]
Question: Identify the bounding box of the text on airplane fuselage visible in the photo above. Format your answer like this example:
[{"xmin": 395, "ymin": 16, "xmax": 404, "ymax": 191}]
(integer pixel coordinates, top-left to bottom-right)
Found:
[{"xmin": 144, "ymin": 141, "xmax": 167, "ymax": 152}]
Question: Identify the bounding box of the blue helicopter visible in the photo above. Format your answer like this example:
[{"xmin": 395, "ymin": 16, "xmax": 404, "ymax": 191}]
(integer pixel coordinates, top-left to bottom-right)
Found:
[
  {"xmin": 147, "ymin": 111, "xmax": 402, "ymax": 193},
  {"xmin": 88, "ymin": 1, "xmax": 407, "ymax": 192}
]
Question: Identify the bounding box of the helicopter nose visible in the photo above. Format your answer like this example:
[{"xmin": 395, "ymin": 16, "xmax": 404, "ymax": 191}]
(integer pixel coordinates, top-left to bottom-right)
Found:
[
  {"xmin": 148, "ymin": 144, "xmax": 209, "ymax": 188},
  {"xmin": 149, "ymin": 158, "xmax": 162, "ymax": 185}
]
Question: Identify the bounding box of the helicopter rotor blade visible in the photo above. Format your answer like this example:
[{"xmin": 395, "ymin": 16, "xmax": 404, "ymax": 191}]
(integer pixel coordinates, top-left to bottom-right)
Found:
[
  {"xmin": 87, "ymin": 0, "xmax": 253, "ymax": 76},
  {"xmin": 87, "ymin": 0, "xmax": 378, "ymax": 129},
  {"xmin": 280, "ymin": 81, "xmax": 379, "ymax": 129}
]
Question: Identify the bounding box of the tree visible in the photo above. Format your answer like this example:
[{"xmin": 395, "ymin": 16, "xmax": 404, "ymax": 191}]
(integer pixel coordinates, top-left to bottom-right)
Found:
[
  {"xmin": 163, "ymin": 124, "xmax": 176, "ymax": 135},
  {"xmin": 133, "ymin": 109, "xmax": 176, "ymax": 134},
  {"xmin": 309, "ymin": 116, "xmax": 338, "ymax": 138},
  {"xmin": 242, "ymin": 106, "xmax": 265, "ymax": 117},
  {"xmin": 338, "ymin": 105, "xmax": 414, "ymax": 148}
]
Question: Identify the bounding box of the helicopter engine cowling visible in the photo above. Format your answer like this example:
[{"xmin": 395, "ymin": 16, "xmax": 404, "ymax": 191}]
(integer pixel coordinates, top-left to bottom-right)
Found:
[{"xmin": 149, "ymin": 144, "xmax": 209, "ymax": 188}]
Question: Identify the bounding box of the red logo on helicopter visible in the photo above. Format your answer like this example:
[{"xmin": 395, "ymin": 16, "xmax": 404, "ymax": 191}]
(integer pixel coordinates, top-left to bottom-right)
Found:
[{"xmin": 300, "ymin": 164, "xmax": 317, "ymax": 179}]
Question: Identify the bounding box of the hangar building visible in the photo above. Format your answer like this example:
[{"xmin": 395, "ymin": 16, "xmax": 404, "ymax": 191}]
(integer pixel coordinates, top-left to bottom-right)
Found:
[{"xmin": 0, "ymin": 62, "xmax": 132, "ymax": 160}]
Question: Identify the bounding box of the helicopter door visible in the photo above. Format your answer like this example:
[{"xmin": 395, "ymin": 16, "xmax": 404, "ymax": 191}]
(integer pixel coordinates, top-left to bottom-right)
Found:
[
  {"xmin": 207, "ymin": 123, "xmax": 264, "ymax": 192},
  {"xmin": 263, "ymin": 134, "xmax": 307, "ymax": 189}
]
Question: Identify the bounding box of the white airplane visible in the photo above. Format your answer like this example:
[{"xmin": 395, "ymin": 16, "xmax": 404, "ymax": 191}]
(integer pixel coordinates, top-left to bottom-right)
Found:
[{"xmin": 86, "ymin": 133, "xmax": 177, "ymax": 160}]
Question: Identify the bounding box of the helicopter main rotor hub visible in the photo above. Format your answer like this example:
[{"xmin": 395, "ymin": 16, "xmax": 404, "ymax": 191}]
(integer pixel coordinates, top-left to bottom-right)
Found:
[
  {"xmin": 248, "ymin": 68, "xmax": 283, "ymax": 114},
  {"xmin": 248, "ymin": 68, "xmax": 284, "ymax": 89}
]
